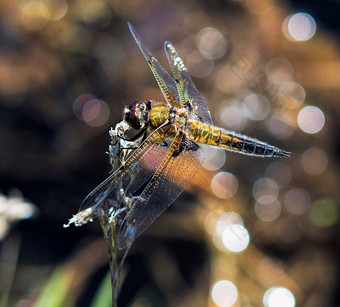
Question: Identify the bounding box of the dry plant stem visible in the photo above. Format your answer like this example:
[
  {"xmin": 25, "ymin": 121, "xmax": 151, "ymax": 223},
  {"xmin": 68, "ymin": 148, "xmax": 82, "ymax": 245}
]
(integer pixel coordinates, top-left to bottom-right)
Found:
[
  {"xmin": 99, "ymin": 121, "xmax": 136, "ymax": 307},
  {"xmin": 99, "ymin": 215, "xmax": 119, "ymax": 307},
  {"xmin": 63, "ymin": 121, "xmax": 136, "ymax": 306}
]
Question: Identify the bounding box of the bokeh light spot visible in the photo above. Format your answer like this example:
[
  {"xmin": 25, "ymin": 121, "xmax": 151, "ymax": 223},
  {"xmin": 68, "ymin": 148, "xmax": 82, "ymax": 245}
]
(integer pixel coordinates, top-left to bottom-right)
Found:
[
  {"xmin": 212, "ymin": 280, "xmax": 238, "ymax": 307},
  {"xmin": 301, "ymin": 147, "xmax": 328, "ymax": 175},
  {"xmin": 82, "ymin": 0, "xmax": 112, "ymax": 30},
  {"xmin": 205, "ymin": 210, "xmax": 224, "ymax": 235},
  {"xmin": 212, "ymin": 232, "xmax": 229, "ymax": 252},
  {"xmin": 286, "ymin": 13, "xmax": 316, "ymax": 41},
  {"xmin": 309, "ymin": 199, "xmax": 338, "ymax": 227},
  {"xmin": 279, "ymin": 82, "xmax": 306, "ymax": 108},
  {"xmin": 211, "ymin": 172, "xmax": 238, "ymax": 199},
  {"xmin": 255, "ymin": 196, "xmax": 281, "ymax": 222},
  {"xmin": 266, "ymin": 58, "xmax": 293, "ymax": 85},
  {"xmin": 45, "ymin": 0, "xmax": 68, "ymax": 20},
  {"xmin": 298, "ymin": 106, "xmax": 325, "ymax": 134},
  {"xmin": 284, "ymin": 188, "xmax": 311, "ymax": 215},
  {"xmin": 82, "ymin": 99, "xmax": 110, "ymax": 127},
  {"xmin": 197, "ymin": 27, "xmax": 227, "ymax": 60},
  {"xmin": 252, "ymin": 178, "xmax": 279, "ymax": 200},
  {"xmin": 21, "ymin": 2, "xmax": 50, "ymax": 30},
  {"xmin": 216, "ymin": 212, "xmax": 243, "ymax": 236},
  {"xmin": 222, "ymin": 224, "xmax": 250, "ymax": 252},
  {"xmin": 219, "ymin": 99, "xmax": 248, "ymax": 131},
  {"xmin": 203, "ymin": 146, "xmax": 226, "ymax": 171},
  {"xmin": 73, "ymin": 93, "xmax": 96, "ymax": 120},
  {"xmin": 263, "ymin": 287, "xmax": 295, "ymax": 307},
  {"xmin": 243, "ymin": 93, "xmax": 271, "ymax": 121}
]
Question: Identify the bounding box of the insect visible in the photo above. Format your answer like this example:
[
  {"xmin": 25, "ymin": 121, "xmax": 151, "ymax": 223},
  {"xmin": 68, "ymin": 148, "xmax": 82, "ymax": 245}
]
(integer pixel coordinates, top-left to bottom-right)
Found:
[{"xmin": 79, "ymin": 23, "xmax": 290, "ymax": 249}]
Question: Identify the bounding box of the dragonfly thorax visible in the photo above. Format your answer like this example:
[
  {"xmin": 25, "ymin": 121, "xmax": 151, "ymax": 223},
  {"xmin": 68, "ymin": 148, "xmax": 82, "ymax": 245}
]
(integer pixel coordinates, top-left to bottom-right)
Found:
[
  {"xmin": 149, "ymin": 101, "xmax": 171, "ymax": 127},
  {"xmin": 174, "ymin": 107, "xmax": 189, "ymax": 131},
  {"xmin": 125, "ymin": 99, "xmax": 189, "ymax": 132}
]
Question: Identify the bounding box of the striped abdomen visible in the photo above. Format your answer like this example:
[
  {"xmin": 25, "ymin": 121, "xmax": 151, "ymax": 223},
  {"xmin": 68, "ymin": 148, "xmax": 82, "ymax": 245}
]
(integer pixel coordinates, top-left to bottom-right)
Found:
[{"xmin": 187, "ymin": 120, "xmax": 290, "ymax": 157}]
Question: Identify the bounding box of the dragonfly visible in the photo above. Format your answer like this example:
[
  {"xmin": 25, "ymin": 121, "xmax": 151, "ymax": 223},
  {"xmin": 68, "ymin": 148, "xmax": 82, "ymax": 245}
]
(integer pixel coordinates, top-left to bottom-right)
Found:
[{"xmin": 79, "ymin": 22, "xmax": 290, "ymax": 249}]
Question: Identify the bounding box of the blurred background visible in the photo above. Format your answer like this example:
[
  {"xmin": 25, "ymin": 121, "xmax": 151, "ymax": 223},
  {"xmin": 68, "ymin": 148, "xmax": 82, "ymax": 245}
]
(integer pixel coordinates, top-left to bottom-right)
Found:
[{"xmin": 0, "ymin": 0, "xmax": 339, "ymax": 306}]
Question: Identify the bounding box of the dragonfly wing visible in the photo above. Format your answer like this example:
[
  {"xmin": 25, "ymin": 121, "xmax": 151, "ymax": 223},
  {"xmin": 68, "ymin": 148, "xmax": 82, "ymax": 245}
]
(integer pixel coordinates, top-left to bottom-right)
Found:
[
  {"xmin": 78, "ymin": 125, "xmax": 172, "ymax": 217},
  {"xmin": 118, "ymin": 134, "xmax": 204, "ymax": 249},
  {"xmin": 163, "ymin": 41, "xmax": 186, "ymax": 108},
  {"xmin": 164, "ymin": 41, "xmax": 213, "ymax": 125},
  {"xmin": 128, "ymin": 22, "xmax": 180, "ymax": 108}
]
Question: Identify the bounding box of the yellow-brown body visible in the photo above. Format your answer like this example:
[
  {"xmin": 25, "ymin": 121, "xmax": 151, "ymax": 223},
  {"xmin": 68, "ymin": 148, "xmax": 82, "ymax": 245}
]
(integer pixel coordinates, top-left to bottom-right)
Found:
[
  {"xmin": 149, "ymin": 102, "xmax": 170, "ymax": 128},
  {"xmin": 146, "ymin": 102, "xmax": 284, "ymax": 157},
  {"xmin": 148, "ymin": 103, "xmax": 243, "ymax": 152}
]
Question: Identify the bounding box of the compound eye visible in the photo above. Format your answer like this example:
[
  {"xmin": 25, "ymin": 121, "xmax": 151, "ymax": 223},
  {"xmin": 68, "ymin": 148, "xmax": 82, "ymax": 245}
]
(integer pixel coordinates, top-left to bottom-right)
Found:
[
  {"xmin": 125, "ymin": 100, "xmax": 142, "ymax": 129},
  {"xmin": 127, "ymin": 110, "xmax": 141, "ymax": 129},
  {"xmin": 129, "ymin": 100, "xmax": 140, "ymax": 111}
]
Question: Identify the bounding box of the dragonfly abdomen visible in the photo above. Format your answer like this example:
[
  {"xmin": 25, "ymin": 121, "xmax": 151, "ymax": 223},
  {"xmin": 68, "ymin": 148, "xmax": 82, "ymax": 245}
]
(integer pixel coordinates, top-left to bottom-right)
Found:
[{"xmin": 188, "ymin": 120, "xmax": 290, "ymax": 157}]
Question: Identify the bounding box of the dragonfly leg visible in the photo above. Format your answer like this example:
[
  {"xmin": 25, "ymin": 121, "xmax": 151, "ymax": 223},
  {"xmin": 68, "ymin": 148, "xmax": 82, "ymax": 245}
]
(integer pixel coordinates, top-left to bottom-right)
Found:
[
  {"xmin": 119, "ymin": 188, "xmax": 146, "ymax": 209},
  {"xmin": 173, "ymin": 134, "xmax": 199, "ymax": 157},
  {"xmin": 108, "ymin": 206, "xmax": 129, "ymax": 224}
]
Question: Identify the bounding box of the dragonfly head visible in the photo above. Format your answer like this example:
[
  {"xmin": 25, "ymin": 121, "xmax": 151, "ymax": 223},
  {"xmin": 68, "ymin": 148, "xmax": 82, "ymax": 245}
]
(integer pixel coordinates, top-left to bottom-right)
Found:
[{"xmin": 124, "ymin": 100, "xmax": 149, "ymax": 129}]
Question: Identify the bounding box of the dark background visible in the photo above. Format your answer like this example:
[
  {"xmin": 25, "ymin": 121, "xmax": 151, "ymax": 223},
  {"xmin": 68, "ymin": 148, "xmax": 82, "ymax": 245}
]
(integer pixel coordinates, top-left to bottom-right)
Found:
[{"xmin": 0, "ymin": 0, "xmax": 339, "ymax": 306}]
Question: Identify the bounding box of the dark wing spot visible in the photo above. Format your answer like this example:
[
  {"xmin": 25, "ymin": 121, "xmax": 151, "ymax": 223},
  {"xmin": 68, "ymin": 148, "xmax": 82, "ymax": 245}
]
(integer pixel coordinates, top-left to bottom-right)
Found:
[{"xmin": 172, "ymin": 137, "xmax": 199, "ymax": 157}]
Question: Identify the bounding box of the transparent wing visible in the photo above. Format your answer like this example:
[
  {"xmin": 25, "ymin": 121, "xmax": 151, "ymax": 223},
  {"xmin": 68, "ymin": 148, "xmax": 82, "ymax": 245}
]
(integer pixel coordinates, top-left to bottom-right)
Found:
[
  {"xmin": 164, "ymin": 41, "xmax": 213, "ymax": 125},
  {"xmin": 163, "ymin": 42, "xmax": 187, "ymax": 109},
  {"xmin": 128, "ymin": 22, "xmax": 180, "ymax": 108},
  {"xmin": 118, "ymin": 134, "xmax": 204, "ymax": 249},
  {"xmin": 78, "ymin": 125, "xmax": 172, "ymax": 216}
]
